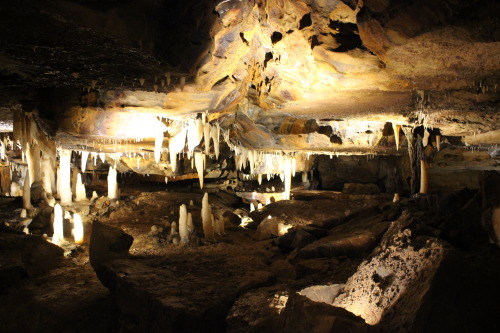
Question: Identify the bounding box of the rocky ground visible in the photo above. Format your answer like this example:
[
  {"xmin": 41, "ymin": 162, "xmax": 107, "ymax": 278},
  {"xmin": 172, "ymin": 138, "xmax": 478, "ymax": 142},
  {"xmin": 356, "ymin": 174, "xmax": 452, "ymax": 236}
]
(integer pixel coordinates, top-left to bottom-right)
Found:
[{"xmin": 1, "ymin": 179, "xmax": 499, "ymax": 332}]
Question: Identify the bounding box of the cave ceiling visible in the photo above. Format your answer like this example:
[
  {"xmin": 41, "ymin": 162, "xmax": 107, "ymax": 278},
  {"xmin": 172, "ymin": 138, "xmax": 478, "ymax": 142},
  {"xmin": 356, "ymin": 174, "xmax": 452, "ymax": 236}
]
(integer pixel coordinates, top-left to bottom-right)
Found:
[{"xmin": 0, "ymin": 0, "xmax": 499, "ymax": 174}]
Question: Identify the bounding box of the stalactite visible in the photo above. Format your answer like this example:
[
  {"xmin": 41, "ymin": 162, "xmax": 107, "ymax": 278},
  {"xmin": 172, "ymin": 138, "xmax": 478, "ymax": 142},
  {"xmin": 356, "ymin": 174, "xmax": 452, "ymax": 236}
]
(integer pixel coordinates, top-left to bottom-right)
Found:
[
  {"xmin": 52, "ymin": 203, "xmax": 64, "ymax": 245},
  {"xmin": 75, "ymin": 173, "xmax": 87, "ymax": 201},
  {"xmin": 107, "ymin": 166, "xmax": 119, "ymax": 199},
  {"xmin": 422, "ymin": 129, "xmax": 430, "ymax": 147},
  {"xmin": 169, "ymin": 129, "xmax": 187, "ymax": 172},
  {"xmin": 211, "ymin": 123, "xmax": 220, "ymax": 160},
  {"xmin": 202, "ymin": 193, "xmax": 214, "ymax": 239},
  {"xmin": 73, "ymin": 213, "xmax": 84, "ymax": 244},
  {"xmin": 154, "ymin": 133, "xmax": 163, "ymax": 164},
  {"xmin": 194, "ymin": 152, "xmax": 205, "ymax": 189},
  {"xmin": 283, "ymin": 157, "xmax": 292, "ymax": 200},
  {"xmin": 81, "ymin": 151, "xmax": 89, "ymax": 172},
  {"xmin": 99, "ymin": 152, "xmax": 106, "ymax": 163},
  {"xmin": 58, "ymin": 149, "xmax": 72, "ymax": 205},
  {"xmin": 204, "ymin": 123, "xmax": 210, "ymax": 155},
  {"xmin": 179, "ymin": 204, "xmax": 188, "ymax": 244}
]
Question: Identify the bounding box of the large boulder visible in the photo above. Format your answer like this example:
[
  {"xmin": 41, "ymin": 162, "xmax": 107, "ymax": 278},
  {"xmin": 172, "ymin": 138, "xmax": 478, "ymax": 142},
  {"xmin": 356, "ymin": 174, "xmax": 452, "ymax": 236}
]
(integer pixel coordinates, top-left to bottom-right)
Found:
[
  {"xmin": 330, "ymin": 210, "xmax": 500, "ymax": 332},
  {"xmin": 299, "ymin": 214, "xmax": 389, "ymax": 258},
  {"xmin": 90, "ymin": 223, "xmax": 275, "ymax": 332},
  {"xmin": 0, "ymin": 230, "xmax": 63, "ymax": 292},
  {"xmin": 89, "ymin": 220, "xmax": 133, "ymax": 273}
]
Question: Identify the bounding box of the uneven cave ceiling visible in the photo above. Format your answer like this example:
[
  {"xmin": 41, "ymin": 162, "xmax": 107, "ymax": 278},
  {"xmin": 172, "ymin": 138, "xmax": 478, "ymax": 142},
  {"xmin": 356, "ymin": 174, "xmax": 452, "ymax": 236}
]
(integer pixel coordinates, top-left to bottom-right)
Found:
[{"xmin": 0, "ymin": 0, "xmax": 499, "ymax": 178}]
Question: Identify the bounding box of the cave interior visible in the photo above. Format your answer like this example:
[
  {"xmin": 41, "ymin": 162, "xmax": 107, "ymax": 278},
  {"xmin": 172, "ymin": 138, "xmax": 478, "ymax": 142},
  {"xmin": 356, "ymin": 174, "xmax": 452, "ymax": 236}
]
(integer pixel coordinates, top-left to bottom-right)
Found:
[{"xmin": 0, "ymin": 0, "xmax": 499, "ymax": 332}]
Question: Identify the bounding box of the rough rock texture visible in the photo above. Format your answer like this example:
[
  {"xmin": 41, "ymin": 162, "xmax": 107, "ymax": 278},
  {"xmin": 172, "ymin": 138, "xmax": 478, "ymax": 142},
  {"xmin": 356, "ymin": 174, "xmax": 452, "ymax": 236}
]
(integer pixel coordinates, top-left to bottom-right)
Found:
[
  {"xmin": 479, "ymin": 171, "xmax": 500, "ymax": 246},
  {"xmin": 226, "ymin": 286, "xmax": 289, "ymax": 333},
  {"xmin": 89, "ymin": 220, "xmax": 133, "ymax": 271},
  {"xmin": 249, "ymin": 194, "xmax": 390, "ymax": 228},
  {"xmin": 0, "ymin": 230, "xmax": 63, "ymax": 291},
  {"xmin": 299, "ymin": 214, "xmax": 390, "ymax": 258},
  {"xmin": 331, "ymin": 210, "xmax": 500, "ymax": 332},
  {"xmin": 280, "ymin": 293, "xmax": 374, "ymax": 333},
  {"xmin": 90, "ymin": 224, "xmax": 275, "ymax": 332}
]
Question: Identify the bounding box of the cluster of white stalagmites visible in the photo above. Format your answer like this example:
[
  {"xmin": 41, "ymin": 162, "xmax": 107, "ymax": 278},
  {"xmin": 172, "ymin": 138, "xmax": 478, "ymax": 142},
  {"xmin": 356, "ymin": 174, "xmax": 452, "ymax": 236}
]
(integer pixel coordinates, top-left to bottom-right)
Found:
[
  {"xmin": 52, "ymin": 203, "xmax": 64, "ymax": 245},
  {"xmin": 107, "ymin": 166, "xmax": 119, "ymax": 199},
  {"xmin": 201, "ymin": 193, "xmax": 214, "ymax": 239}
]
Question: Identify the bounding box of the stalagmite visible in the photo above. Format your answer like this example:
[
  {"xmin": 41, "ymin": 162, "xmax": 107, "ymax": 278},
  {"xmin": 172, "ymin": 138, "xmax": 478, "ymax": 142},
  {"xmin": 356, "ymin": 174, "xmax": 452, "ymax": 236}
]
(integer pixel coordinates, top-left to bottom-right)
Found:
[
  {"xmin": 436, "ymin": 135, "xmax": 441, "ymax": 151},
  {"xmin": 169, "ymin": 129, "xmax": 187, "ymax": 172},
  {"xmin": 250, "ymin": 203, "xmax": 255, "ymax": 212},
  {"xmin": 22, "ymin": 169, "xmax": 32, "ymax": 209},
  {"xmin": 187, "ymin": 212, "xmax": 194, "ymax": 233},
  {"xmin": 81, "ymin": 151, "xmax": 89, "ymax": 172},
  {"xmin": 422, "ymin": 129, "xmax": 430, "ymax": 147},
  {"xmin": 393, "ymin": 193, "xmax": 400, "ymax": 202},
  {"xmin": 32, "ymin": 143, "xmax": 41, "ymax": 183},
  {"xmin": 90, "ymin": 191, "xmax": 99, "ymax": 204},
  {"xmin": 73, "ymin": 213, "xmax": 84, "ymax": 245},
  {"xmin": 201, "ymin": 193, "xmax": 214, "ymax": 239},
  {"xmin": 20, "ymin": 209, "xmax": 27, "ymax": 218},
  {"xmin": 154, "ymin": 133, "xmax": 163, "ymax": 164},
  {"xmin": 258, "ymin": 174, "xmax": 262, "ymax": 185},
  {"xmin": 393, "ymin": 124, "xmax": 401, "ymax": 150},
  {"xmin": 194, "ymin": 152, "xmax": 205, "ymax": 189},
  {"xmin": 170, "ymin": 221, "xmax": 177, "ymax": 235},
  {"xmin": 204, "ymin": 123, "xmax": 210, "ymax": 155},
  {"xmin": 41, "ymin": 156, "xmax": 55, "ymax": 195},
  {"xmin": 420, "ymin": 160, "xmax": 428, "ymax": 194},
  {"xmin": 58, "ymin": 149, "xmax": 72, "ymax": 205},
  {"xmin": 25, "ymin": 143, "xmax": 34, "ymax": 186},
  {"xmin": 178, "ymin": 204, "xmax": 189, "ymax": 243},
  {"xmin": 302, "ymin": 172, "xmax": 308, "ymax": 183},
  {"xmin": 75, "ymin": 173, "xmax": 87, "ymax": 201},
  {"xmin": 189, "ymin": 200, "xmax": 194, "ymax": 206},
  {"xmin": 52, "ymin": 204, "xmax": 64, "ymax": 245},
  {"xmin": 107, "ymin": 166, "xmax": 119, "ymax": 199}
]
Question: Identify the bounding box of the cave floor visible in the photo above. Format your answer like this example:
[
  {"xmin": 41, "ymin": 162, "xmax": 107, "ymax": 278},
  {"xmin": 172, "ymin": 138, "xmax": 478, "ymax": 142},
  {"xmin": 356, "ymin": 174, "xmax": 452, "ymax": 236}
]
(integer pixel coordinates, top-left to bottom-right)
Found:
[{"xmin": 1, "ymin": 186, "xmax": 499, "ymax": 332}]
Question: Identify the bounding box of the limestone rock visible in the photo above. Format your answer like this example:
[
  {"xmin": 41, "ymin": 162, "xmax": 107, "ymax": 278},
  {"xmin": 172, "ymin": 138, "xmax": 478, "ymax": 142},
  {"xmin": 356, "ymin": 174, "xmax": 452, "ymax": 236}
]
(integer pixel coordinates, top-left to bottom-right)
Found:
[
  {"xmin": 227, "ymin": 287, "xmax": 289, "ymax": 333},
  {"xmin": 299, "ymin": 215, "xmax": 389, "ymax": 258},
  {"xmin": 280, "ymin": 293, "xmax": 373, "ymax": 333},
  {"xmin": 343, "ymin": 183, "xmax": 381, "ymax": 195},
  {"xmin": 89, "ymin": 220, "xmax": 133, "ymax": 273},
  {"xmin": 0, "ymin": 231, "xmax": 63, "ymax": 291}
]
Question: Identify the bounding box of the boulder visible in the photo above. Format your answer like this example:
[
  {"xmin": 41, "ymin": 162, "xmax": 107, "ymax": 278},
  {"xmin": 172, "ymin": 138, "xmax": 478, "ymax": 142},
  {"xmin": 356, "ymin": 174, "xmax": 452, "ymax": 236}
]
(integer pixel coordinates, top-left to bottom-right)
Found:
[
  {"xmin": 280, "ymin": 293, "xmax": 374, "ymax": 333},
  {"xmin": 227, "ymin": 287, "xmax": 289, "ymax": 333},
  {"xmin": 89, "ymin": 220, "xmax": 133, "ymax": 273},
  {"xmin": 299, "ymin": 215, "xmax": 389, "ymax": 258},
  {"xmin": 0, "ymin": 230, "xmax": 63, "ymax": 291},
  {"xmin": 254, "ymin": 216, "xmax": 290, "ymax": 241},
  {"xmin": 331, "ymin": 210, "xmax": 500, "ymax": 332}
]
